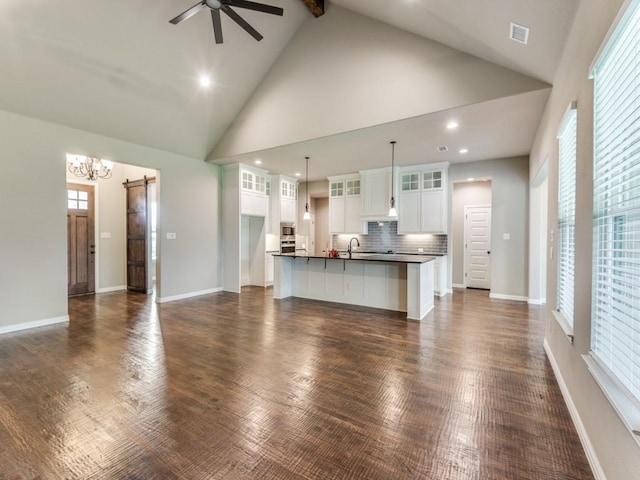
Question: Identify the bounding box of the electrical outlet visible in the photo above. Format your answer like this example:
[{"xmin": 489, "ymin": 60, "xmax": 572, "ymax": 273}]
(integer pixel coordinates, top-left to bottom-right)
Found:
[
  {"xmin": 418, "ymin": 247, "xmax": 424, "ymax": 253},
  {"xmin": 167, "ymin": 233, "xmax": 177, "ymax": 240}
]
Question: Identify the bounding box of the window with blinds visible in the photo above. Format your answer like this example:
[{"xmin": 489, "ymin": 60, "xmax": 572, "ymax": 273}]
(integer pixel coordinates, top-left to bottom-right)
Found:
[
  {"xmin": 557, "ymin": 106, "xmax": 577, "ymax": 328},
  {"xmin": 591, "ymin": 0, "xmax": 640, "ymax": 403}
]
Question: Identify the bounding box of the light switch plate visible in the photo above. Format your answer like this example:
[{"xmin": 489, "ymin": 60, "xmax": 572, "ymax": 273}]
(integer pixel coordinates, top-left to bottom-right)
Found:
[
  {"xmin": 503, "ymin": 233, "xmax": 511, "ymax": 240},
  {"xmin": 167, "ymin": 233, "xmax": 177, "ymax": 240}
]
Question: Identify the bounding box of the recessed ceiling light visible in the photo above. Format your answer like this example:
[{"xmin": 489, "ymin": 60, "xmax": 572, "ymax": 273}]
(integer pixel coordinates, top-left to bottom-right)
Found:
[
  {"xmin": 446, "ymin": 122, "xmax": 459, "ymax": 130},
  {"xmin": 437, "ymin": 146, "xmax": 449, "ymax": 152},
  {"xmin": 459, "ymin": 148, "xmax": 469, "ymax": 154},
  {"xmin": 295, "ymin": 172, "xmax": 301, "ymax": 177},
  {"xmin": 199, "ymin": 75, "xmax": 212, "ymax": 88},
  {"xmin": 254, "ymin": 159, "xmax": 262, "ymax": 165}
]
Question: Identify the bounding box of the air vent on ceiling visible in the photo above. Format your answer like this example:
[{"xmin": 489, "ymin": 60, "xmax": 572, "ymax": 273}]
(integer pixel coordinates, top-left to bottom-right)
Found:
[
  {"xmin": 437, "ymin": 146, "xmax": 449, "ymax": 152},
  {"xmin": 510, "ymin": 23, "xmax": 529, "ymax": 44}
]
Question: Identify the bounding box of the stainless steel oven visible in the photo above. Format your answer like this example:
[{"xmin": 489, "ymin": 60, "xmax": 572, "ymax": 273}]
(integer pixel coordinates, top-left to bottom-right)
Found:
[
  {"xmin": 280, "ymin": 240, "xmax": 296, "ymax": 254},
  {"xmin": 280, "ymin": 223, "xmax": 295, "ymax": 238},
  {"xmin": 280, "ymin": 223, "xmax": 296, "ymax": 254}
]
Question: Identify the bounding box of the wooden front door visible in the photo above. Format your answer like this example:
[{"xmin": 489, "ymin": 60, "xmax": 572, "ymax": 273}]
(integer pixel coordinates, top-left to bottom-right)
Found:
[
  {"xmin": 124, "ymin": 177, "xmax": 154, "ymax": 293},
  {"xmin": 67, "ymin": 183, "xmax": 95, "ymax": 296}
]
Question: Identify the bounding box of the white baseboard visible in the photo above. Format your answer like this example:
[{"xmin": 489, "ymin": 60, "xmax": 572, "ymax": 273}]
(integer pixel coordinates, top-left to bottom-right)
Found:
[
  {"xmin": 490, "ymin": 292, "xmax": 528, "ymax": 302},
  {"xmin": 96, "ymin": 285, "xmax": 126, "ymax": 293},
  {"xmin": 452, "ymin": 283, "xmax": 466, "ymax": 289},
  {"xmin": 0, "ymin": 315, "xmax": 69, "ymax": 335},
  {"xmin": 446, "ymin": 288, "xmax": 453, "ymax": 294},
  {"xmin": 544, "ymin": 339, "xmax": 606, "ymax": 480},
  {"xmin": 528, "ymin": 297, "xmax": 548, "ymax": 305},
  {"xmin": 156, "ymin": 287, "xmax": 223, "ymax": 304}
]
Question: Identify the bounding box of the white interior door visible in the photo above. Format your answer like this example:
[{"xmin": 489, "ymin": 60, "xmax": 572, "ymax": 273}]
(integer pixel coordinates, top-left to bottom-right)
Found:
[{"xmin": 464, "ymin": 205, "xmax": 491, "ymax": 289}]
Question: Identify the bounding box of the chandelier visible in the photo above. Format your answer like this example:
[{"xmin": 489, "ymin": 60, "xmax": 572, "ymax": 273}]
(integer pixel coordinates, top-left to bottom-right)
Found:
[{"xmin": 66, "ymin": 153, "xmax": 114, "ymax": 181}]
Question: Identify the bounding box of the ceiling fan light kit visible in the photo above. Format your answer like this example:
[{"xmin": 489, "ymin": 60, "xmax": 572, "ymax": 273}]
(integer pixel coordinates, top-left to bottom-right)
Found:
[{"xmin": 169, "ymin": 0, "xmax": 284, "ymax": 44}]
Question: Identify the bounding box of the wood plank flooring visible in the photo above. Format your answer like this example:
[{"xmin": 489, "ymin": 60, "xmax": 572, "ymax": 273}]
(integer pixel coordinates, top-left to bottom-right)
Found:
[{"xmin": 0, "ymin": 288, "xmax": 593, "ymax": 479}]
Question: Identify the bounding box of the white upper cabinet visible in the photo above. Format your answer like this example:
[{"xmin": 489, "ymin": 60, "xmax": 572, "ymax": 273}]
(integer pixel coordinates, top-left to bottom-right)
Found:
[
  {"xmin": 270, "ymin": 175, "xmax": 298, "ymax": 230},
  {"xmin": 360, "ymin": 167, "xmax": 392, "ymax": 220},
  {"xmin": 240, "ymin": 165, "xmax": 269, "ymax": 217},
  {"xmin": 397, "ymin": 163, "xmax": 449, "ymax": 234},
  {"xmin": 328, "ymin": 174, "xmax": 367, "ymax": 234}
]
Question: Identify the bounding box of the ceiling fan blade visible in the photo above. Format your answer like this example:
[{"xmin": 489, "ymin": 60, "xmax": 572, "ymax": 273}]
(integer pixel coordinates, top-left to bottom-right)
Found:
[
  {"xmin": 221, "ymin": 5, "xmax": 264, "ymax": 41},
  {"xmin": 224, "ymin": 0, "xmax": 284, "ymax": 16},
  {"xmin": 211, "ymin": 9, "xmax": 224, "ymax": 44},
  {"xmin": 170, "ymin": 1, "xmax": 206, "ymax": 24}
]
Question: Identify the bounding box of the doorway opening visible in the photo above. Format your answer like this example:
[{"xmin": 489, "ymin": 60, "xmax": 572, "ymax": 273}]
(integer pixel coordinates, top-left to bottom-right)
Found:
[
  {"xmin": 241, "ymin": 215, "xmax": 266, "ymax": 287},
  {"xmin": 313, "ymin": 197, "xmax": 329, "ymax": 256},
  {"xmin": 66, "ymin": 159, "xmax": 158, "ymax": 299}
]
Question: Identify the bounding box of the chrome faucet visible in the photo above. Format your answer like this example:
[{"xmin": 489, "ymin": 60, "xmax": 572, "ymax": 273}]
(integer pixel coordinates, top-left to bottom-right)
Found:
[{"xmin": 348, "ymin": 237, "xmax": 360, "ymax": 258}]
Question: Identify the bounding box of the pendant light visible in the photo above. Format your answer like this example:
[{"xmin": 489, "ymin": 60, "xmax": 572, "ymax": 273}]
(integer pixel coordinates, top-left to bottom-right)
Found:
[
  {"xmin": 303, "ymin": 156, "xmax": 311, "ymax": 220},
  {"xmin": 388, "ymin": 141, "xmax": 398, "ymax": 217}
]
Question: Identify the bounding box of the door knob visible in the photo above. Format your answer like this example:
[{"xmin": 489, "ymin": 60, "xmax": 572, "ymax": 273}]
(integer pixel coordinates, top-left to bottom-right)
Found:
[{"xmin": 487, "ymin": 251, "xmax": 491, "ymax": 254}]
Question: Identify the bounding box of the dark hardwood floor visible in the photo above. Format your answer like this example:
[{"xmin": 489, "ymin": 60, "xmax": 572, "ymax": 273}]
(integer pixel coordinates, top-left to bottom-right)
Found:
[{"xmin": 0, "ymin": 288, "xmax": 593, "ymax": 479}]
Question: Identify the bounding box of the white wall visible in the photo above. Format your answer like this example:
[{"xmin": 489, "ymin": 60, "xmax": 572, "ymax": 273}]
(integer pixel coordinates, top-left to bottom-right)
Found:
[
  {"xmin": 529, "ymin": 0, "xmax": 640, "ymax": 477},
  {"xmin": 451, "ymin": 181, "xmax": 492, "ymax": 286},
  {"xmin": 210, "ymin": 5, "xmax": 549, "ymax": 159},
  {"xmin": 222, "ymin": 164, "xmax": 241, "ymax": 293},
  {"xmin": 0, "ymin": 108, "xmax": 222, "ymax": 330},
  {"xmin": 449, "ymin": 157, "xmax": 529, "ymax": 299}
]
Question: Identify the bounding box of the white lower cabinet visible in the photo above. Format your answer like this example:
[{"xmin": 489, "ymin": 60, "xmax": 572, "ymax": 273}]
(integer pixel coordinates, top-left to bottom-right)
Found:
[
  {"xmin": 433, "ymin": 255, "xmax": 448, "ymax": 296},
  {"xmin": 265, "ymin": 252, "xmax": 275, "ymax": 286}
]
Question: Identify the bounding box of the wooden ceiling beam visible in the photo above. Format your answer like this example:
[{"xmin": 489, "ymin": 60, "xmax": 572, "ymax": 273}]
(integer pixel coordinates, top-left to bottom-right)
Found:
[{"xmin": 300, "ymin": 0, "xmax": 324, "ymax": 18}]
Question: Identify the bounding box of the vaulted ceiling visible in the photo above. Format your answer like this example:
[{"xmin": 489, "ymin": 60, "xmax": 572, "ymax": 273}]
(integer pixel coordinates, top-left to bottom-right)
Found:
[{"xmin": 0, "ymin": 0, "xmax": 579, "ymax": 180}]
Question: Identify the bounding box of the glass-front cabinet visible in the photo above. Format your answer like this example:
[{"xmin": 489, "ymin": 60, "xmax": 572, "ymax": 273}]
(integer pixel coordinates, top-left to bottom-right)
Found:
[
  {"xmin": 240, "ymin": 165, "xmax": 270, "ymax": 217},
  {"xmin": 397, "ymin": 163, "xmax": 448, "ymax": 234},
  {"xmin": 328, "ymin": 174, "xmax": 367, "ymax": 234}
]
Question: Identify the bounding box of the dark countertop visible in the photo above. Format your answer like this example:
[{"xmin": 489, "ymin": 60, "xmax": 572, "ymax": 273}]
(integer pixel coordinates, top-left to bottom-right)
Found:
[
  {"xmin": 369, "ymin": 251, "xmax": 447, "ymax": 257},
  {"xmin": 274, "ymin": 253, "xmax": 436, "ymax": 264}
]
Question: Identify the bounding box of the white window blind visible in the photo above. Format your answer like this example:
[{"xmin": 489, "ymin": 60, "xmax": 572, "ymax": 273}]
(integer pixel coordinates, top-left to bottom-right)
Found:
[
  {"xmin": 557, "ymin": 106, "xmax": 577, "ymax": 327},
  {"xmin": 591, "ymin": 0, "xmax": 640, "ymax": 403}
]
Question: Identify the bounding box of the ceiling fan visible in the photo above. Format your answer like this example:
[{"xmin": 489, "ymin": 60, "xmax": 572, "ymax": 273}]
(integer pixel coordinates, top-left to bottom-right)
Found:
[{"xmin": 169, "ymin": 0, "xmax": 284, "ymax": 44}]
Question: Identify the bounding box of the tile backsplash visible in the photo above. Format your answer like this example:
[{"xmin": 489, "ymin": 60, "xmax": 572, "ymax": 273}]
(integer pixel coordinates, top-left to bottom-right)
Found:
[{"xmin": 332, "ymin": 222, "xmax": 447, "ymax": 254}]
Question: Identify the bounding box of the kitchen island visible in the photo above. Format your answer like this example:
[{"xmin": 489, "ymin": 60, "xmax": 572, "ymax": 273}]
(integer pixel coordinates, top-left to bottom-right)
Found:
[{"xmin": 273, "ymin": 253, "xmax": 436, "ymax": 320}]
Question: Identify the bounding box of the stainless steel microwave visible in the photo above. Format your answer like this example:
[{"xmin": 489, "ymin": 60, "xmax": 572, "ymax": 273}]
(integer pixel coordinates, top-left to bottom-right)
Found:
[{"xmin": 280, "ymin": 223, "xmax": 295, "ymax": 238}]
